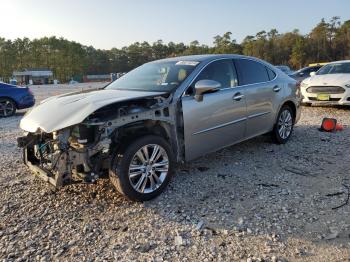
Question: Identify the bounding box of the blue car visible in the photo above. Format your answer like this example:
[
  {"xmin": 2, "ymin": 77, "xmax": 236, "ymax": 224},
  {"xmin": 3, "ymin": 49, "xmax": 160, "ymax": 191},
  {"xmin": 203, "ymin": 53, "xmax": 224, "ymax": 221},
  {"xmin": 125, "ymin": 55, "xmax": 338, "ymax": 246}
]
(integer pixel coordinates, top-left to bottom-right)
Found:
[{"xmin": 0, "ymin": 82, "xmax": 35, "ymax": 117}]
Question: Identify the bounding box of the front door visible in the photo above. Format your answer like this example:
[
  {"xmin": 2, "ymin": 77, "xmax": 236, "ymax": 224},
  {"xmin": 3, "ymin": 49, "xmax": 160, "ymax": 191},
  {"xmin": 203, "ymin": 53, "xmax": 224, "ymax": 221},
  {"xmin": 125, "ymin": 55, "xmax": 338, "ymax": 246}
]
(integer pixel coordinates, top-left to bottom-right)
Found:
[{"xmin": 181, "ymin": 59, "xmax": 247, "ymax": 161}]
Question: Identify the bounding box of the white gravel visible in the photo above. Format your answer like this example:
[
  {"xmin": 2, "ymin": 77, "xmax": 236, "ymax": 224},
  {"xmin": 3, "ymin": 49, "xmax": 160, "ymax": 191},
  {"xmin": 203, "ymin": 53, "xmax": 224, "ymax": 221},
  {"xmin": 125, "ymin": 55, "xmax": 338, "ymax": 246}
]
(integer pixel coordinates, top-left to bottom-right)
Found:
[{"xmin": 1, "ymin": 85, "xmax": 350, "ymax": 261}]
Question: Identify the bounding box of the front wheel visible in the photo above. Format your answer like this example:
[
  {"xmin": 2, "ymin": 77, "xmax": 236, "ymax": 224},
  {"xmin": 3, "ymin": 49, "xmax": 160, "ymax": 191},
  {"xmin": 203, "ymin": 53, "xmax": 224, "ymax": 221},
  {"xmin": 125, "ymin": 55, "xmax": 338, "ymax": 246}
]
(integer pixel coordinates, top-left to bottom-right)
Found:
[
  {"xmin": 109, "ymin": 135, "xmax": 175, "ymax": 201},
  {"xmin": 272, "ymin": 105, "xmax": 294, "ymax": 144}
]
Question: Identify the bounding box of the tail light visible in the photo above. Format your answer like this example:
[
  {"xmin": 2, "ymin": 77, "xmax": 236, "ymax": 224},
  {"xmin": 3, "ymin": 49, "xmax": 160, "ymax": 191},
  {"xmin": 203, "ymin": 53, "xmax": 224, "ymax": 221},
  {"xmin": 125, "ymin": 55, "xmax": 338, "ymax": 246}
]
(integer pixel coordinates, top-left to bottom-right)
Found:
[
  {"xmin": 295, "ymin": 81, "xmax": 301, "ymax": 96},
  {"xmin": 28, "ymin": 88, "xmax": 33, "ymax": 95}
]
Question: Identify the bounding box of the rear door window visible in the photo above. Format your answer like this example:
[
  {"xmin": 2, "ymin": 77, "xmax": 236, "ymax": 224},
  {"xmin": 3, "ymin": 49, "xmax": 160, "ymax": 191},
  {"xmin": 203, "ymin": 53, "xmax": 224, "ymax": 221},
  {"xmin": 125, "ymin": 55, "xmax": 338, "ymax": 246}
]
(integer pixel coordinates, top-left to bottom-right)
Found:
[{"xmin": 235, "ymin": 59, "xmax": 270, "ymax": 85}]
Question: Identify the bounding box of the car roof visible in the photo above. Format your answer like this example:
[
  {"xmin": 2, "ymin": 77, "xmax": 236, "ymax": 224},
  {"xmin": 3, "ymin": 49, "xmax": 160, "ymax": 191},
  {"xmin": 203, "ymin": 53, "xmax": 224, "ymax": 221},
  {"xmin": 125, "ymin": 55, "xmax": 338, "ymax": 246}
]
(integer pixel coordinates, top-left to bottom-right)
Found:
[
  {"xmin": 0, "ymin": 82, "xmax": 17, "ymax": 88},
  {"xmin": 151, "ymin": 54, "xmax": 259, "ymax": 63},
  {"xmin": 328, "ymin": 60, "xmax": 350, "ymax": 64},
  {"xmin": 299, "ymin": 65, "xmax": 322, "ymax": 70}
]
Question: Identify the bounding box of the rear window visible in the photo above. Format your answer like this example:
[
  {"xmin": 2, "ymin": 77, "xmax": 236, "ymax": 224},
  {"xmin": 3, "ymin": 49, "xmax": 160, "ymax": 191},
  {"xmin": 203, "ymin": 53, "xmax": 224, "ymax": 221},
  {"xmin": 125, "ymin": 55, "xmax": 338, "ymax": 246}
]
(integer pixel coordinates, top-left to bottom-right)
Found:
[
  {"xmin": 235, "ymin": 59, "xmax": 270, "ymax": 85},
  {"xmin": 266, "ymin": 67, "xmax": 276, "ymax": 80}
]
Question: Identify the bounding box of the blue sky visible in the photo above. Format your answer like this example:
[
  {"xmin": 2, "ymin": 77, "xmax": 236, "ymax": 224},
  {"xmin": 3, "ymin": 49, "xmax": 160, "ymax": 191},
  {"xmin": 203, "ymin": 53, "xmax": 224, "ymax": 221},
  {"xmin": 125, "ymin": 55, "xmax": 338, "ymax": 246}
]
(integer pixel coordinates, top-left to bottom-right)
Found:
[{"xmin": 1, "ymin": 0, "xmax": 349, "ymax": 49}]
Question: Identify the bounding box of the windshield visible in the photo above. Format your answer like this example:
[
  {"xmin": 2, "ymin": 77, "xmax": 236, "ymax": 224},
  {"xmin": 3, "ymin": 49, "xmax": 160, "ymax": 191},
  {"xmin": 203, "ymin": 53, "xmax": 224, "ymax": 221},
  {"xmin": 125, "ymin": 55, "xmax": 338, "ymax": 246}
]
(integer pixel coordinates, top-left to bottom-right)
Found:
[
  {"xmin": 106, "ymin": 60, "xmax": 199, "ymax": 92},
  {"xmin": 292, "ymin": 69, "xmax": 302, "ymax": 75},
  {"xmin": 317, "ymin": 62, "xmax": 350, "ymax": 75}
]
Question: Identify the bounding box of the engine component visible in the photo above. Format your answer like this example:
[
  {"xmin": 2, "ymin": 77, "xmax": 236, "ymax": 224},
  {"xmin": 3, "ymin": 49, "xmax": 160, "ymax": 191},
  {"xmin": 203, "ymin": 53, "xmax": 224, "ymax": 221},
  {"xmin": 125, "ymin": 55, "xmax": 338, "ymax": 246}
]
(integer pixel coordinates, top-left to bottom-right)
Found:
[{"xmin": 71, "ymin": 124, "xmax": 95, "ymax": 144}]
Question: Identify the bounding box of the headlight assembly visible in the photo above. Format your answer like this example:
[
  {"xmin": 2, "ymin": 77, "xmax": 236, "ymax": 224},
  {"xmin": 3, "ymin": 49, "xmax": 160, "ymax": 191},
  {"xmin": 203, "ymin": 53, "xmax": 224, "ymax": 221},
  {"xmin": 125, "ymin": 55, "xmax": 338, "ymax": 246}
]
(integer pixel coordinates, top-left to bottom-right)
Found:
[{"xmin": 301, "ymin": 82, "xmax": 308, "ymax": 88}]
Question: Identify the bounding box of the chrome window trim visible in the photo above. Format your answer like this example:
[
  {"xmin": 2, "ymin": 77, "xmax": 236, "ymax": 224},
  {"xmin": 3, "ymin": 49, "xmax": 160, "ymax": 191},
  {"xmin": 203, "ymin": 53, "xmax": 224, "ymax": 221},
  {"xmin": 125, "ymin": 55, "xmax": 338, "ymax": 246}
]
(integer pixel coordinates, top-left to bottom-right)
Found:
[
  {"xmin": 182, "ymin": 57, "xmax": 278, "ymax": 97},
  {"xmin": 234, "ymin": 57, "xmax": 278, "ymax": 86}
]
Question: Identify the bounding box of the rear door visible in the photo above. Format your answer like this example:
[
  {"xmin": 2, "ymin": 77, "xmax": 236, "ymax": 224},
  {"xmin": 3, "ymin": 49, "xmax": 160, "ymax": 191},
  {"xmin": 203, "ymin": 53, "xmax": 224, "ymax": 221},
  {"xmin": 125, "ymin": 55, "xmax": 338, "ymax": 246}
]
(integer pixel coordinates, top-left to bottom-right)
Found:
[
  {"xmin": 181, "ymin": 59, "xmax": 247, "ymax": 161},
  {"xmin": 234, "ymin": 58, "xmax": 280, "ymax": 138}
]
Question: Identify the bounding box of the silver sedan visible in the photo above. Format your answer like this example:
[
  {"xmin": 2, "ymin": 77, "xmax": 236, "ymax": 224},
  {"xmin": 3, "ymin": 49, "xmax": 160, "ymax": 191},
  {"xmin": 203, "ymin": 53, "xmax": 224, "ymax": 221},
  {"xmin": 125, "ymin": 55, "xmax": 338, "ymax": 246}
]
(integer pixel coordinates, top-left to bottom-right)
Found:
[{"xmin": 19, "ymin": 54, "xmax": 302, "ymax": 201}]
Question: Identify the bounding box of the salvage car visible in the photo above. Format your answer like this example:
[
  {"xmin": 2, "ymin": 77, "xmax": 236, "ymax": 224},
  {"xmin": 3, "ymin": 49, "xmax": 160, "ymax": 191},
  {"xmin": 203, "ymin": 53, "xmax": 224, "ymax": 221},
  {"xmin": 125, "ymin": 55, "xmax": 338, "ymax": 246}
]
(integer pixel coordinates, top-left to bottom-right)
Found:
[
  {"xmin": 18, "ymin": 55, "xmax": 301, "ymax": 201},
  {"xmin": 0, "ymin": 82, "xmax": 35, "ymax": 117},
  {"xmin": 300, "ymin": 60, "xmax": 350, "ymax": 105}
]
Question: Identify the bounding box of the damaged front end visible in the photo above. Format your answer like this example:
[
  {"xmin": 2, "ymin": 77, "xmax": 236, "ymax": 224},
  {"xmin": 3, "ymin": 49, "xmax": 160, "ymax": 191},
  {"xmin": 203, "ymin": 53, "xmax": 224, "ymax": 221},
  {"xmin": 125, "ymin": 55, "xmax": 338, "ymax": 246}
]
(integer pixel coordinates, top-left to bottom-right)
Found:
[
  {"xmin": 18, "ymin": 124, "xmax": 110, "ymax": 187},
  {"xmin": 18, "ymin": 93, "xmax": 178, "ymax": 188}
]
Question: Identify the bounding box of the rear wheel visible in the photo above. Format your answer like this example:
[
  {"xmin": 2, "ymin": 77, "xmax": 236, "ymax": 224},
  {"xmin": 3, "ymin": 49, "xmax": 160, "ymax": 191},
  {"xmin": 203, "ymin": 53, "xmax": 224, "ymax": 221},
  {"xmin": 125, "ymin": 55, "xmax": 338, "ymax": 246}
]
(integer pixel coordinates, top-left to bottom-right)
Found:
[
  {"xmin": 0, "ymin": 98, "xmax": 16, "ymax": 117},
  {"xmin": 109, "ymin": 135, "xmax": 175, "ymax": 201},
  {"xmin": 272, "ymin": 105, "xmax": 294, "ymax": 144}
]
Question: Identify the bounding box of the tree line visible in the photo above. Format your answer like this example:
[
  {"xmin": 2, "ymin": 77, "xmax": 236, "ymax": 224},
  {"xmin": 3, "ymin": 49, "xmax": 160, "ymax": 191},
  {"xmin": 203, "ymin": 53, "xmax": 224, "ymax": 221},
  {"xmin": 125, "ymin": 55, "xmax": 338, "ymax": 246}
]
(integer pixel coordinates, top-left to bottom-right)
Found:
[{"xmin": 0, "ymin": 17, "xmax": 349, "ymax": 82}]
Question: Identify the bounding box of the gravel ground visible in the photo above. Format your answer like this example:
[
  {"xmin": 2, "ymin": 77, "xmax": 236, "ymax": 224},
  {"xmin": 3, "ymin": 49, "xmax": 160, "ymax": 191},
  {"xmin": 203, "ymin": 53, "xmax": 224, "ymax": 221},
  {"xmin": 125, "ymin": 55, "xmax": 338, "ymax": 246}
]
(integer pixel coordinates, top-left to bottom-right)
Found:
[{"xmin": 1, "ymin": 85, "xmax": 350, "ymax": 261}]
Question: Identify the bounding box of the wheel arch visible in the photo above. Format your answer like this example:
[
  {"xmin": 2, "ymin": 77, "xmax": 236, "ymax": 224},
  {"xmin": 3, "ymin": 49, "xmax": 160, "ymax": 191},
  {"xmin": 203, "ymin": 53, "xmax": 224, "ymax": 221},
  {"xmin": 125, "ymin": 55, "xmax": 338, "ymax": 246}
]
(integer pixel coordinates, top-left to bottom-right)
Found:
[
  {"xmin": 282, "ymin": 100, "xmax": 296, "ymax": 120},
  {"xmin": 275, "ymin": 100, "xmax": 297, "ymax": 123},
  {"xmin": 111, "ymin": 120, "xmax": 176, "ymax": 155}
]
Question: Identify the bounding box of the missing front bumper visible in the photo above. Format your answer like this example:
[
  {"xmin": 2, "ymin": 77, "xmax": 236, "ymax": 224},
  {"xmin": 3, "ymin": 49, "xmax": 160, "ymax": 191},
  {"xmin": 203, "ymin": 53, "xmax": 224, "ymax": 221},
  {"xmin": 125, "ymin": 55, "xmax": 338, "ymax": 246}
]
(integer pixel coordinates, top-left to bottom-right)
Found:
[{"xmin": 22, "ymin": 148, "xmax": 68, "ymax": 187}]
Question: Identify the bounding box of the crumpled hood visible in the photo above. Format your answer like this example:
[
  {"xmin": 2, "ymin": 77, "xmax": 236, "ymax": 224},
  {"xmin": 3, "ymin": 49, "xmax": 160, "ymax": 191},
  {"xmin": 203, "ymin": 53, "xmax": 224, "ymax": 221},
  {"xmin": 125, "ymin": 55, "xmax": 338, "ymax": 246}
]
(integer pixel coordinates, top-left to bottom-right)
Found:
[
  {"xmin": 20, "ymin": 89, "xmax": 166, "ymax": 133},
  {"xmin": 305, "ymin": 74, "xmax": 350, "ymax": 86}
]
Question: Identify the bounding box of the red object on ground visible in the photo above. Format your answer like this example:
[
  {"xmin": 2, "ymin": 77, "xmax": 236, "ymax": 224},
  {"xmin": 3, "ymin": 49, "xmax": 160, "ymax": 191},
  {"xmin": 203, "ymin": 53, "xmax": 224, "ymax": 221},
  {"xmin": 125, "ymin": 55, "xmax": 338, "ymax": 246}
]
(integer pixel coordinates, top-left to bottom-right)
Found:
[
  {"xmin": 321, "ymin": 118, "xmax": 337, "ymax": 132},
  {"xmin": 336, "ymin": 123, "xmax": 344, "ymax": 131}
]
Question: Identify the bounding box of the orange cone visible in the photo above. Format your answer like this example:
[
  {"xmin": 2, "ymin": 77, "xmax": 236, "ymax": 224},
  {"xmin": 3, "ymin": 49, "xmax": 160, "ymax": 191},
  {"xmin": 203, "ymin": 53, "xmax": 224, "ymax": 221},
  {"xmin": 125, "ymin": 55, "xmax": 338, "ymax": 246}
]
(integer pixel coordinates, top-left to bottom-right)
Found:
[
  {"xmin": 336, "ymin": 123, "xmax": 343, "ymax": 131},
  {"xmin": 321, "ymin": 118, "xmax": 337, "ymax": 132}
]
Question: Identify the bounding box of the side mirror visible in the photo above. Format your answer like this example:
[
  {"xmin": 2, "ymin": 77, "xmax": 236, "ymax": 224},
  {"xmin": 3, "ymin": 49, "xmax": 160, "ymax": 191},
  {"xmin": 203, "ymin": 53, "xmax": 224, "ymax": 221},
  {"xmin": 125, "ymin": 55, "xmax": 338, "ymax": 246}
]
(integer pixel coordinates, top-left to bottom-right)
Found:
[
  {"xmin": 194, "ymin": 80, "xmax": 221, "ymax": 102},
  {"xmin": 310, "ymin": 72, "xmax": 316, "ymax": 77}
]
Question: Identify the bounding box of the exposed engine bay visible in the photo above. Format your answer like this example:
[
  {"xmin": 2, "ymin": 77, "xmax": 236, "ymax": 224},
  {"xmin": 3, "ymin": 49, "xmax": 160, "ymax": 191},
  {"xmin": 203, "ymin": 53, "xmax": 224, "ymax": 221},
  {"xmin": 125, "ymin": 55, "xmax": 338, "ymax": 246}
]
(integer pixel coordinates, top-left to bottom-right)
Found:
[{"xmin": 18, "ymin": 94, "xmax": 179, "ymax": 187}]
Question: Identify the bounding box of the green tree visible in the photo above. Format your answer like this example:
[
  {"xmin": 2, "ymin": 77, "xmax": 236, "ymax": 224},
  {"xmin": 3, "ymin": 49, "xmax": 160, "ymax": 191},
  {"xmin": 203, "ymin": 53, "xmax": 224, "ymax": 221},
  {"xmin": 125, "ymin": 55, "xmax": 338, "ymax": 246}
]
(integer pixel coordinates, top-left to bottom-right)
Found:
[
  {"xmin": 290, "ymin": 37, "xmax": 307, "ymax": 69},
  {"xmin": 1, "ymin": 17, "xmax": 350, "ymax": 81}
]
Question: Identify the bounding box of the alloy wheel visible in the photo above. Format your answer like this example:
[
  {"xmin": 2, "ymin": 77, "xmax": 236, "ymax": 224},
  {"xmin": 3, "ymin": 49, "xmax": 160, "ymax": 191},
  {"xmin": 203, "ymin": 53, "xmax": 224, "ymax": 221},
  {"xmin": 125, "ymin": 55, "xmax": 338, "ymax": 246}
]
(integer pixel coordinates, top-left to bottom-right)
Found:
[
  {"xmin": 128, "ymin": 144, "xmax": 169, "ymax": 194},
  {"xmin": 278, "ymin": 109, "xmax": 293, "ymax": 139},
  {"xmin": 0, "ymin": 100, "xmax": 15, "ymax": 117}
]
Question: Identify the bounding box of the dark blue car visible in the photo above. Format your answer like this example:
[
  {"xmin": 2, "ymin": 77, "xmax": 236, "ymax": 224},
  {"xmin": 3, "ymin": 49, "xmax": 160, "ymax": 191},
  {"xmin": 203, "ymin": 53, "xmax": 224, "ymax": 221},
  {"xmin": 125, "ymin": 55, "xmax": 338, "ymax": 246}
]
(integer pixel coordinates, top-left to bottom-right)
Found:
[{"xmin": 0, "ymin": 82, "xmax": 35, "ymax": 117}]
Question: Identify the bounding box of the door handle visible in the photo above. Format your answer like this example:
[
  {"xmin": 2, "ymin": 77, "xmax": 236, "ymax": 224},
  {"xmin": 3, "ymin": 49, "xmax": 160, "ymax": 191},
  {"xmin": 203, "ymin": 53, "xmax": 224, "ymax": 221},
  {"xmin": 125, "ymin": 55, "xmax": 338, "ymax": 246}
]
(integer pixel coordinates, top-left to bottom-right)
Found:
[
  {"xmin": 233, "ymin": 92, "xmax": 244, "ymax": 101},
  {"xmin": 273, "ymin": 85, "xmax": 281, "ymax": 92}
]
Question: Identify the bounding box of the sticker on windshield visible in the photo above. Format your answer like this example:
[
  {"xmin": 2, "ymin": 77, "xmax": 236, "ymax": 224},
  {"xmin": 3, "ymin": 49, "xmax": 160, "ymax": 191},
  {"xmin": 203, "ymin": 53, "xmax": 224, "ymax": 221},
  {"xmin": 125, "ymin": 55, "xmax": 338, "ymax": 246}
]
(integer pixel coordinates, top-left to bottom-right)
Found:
[{"xmin": 176, "ymin": 61, "xmax": 199, "ymax": 66}]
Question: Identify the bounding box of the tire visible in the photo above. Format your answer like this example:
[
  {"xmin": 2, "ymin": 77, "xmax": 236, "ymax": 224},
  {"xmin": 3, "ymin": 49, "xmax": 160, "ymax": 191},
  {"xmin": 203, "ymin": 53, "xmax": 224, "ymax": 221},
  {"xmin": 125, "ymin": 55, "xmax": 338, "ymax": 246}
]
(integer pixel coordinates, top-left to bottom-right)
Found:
[
  {"xmin": 109, "ymin": 135, "xmax": 175, "ymax": 201},
  {"xmin": 272, "ymin": 105, "xmax": 294, "ymax": 144},
  {"xmin": 0, "ymin": 98, "xmax": 16, "ymax": 117}
]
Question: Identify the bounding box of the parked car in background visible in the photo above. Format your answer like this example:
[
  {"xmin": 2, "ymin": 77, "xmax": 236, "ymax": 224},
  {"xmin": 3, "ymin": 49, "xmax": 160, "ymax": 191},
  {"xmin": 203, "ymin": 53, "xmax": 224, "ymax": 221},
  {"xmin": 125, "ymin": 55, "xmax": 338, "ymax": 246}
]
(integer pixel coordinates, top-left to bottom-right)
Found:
[
  {"xmin": 301, "ymin": 60, "xmax": 350, "ymax": 105},
  {"xmin": 275, "ymin": 65, "xmax": 294, "ymax": 75},
  {"xmin": 0, "ymin": 82, "xmax": 35, "ymax": 117},
  {"xmin": 18, "ymin": 54, "xmax": 301, "ymax": 201},
  {"xmin": 290, "ymin": 65, "xmax": 323, "ymax": 82},
  {"xmin": 69, "ymin": 80, "xmax": 79, "ymax": 85}
]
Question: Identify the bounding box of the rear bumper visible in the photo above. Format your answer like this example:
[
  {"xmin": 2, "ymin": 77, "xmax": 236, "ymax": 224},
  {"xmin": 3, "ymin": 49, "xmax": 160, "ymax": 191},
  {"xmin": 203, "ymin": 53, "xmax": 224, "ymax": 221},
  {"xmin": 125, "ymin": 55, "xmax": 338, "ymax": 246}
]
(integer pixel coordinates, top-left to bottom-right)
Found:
[
  {"xmin": 295, "ymin": 103, "xmax": 302, "ymax": 123},
  {"xmin": 17, "ymin": 95, "xmax": 35, "ymax": 109}
]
